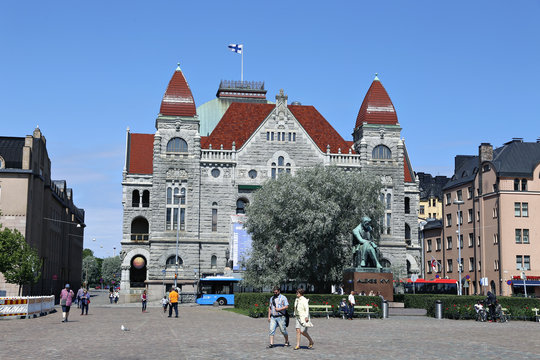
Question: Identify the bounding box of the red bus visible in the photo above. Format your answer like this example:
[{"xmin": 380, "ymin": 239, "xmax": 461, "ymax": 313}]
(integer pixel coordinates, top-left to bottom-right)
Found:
[{"xmin": 403, "ymin": 278, "xmax": 458, "ymax": 294}]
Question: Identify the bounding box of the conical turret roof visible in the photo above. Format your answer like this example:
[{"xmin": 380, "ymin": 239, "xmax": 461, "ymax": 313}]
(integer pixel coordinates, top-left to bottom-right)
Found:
[
  {"xmin": 159, "ymin": 64, "xmax": 196, "ymax": 117},
  {"xmin": 355, "ymin": 76, "xmax": 398, "ymax": 128}
]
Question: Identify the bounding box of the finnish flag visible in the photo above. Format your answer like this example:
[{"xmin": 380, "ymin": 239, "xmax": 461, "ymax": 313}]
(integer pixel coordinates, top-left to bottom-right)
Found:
[{"xmin": 228, "ymin": 44, "xmax": 243, "ymax": 54}]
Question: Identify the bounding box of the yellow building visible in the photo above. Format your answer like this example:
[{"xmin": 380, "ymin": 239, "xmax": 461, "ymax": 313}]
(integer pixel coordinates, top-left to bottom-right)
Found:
[{"xmin": 417, "ymin": 172, "xmax": 449, "ymax": 221}]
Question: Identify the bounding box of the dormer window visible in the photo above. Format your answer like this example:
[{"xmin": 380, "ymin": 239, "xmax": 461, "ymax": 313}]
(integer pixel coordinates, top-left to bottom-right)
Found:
[
  {"xmin": 167, "ymin": 137, "xmax": 188, "ymax": 153},
  {"xmin": 372, "ymin": 145, "xmax": 391, "ymax": 159}
]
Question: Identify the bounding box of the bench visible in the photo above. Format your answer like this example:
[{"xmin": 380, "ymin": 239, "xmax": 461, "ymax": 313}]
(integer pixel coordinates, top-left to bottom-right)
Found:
[
  {"xmin": 532, "ymin": 308, "xmax": 540, "ymax": 322},
  {"xmin": 309, "ymin": 304, "xmax": 332, "ymax": 319},
  {"xmin": 354, "ymin": 305, "xmax": 375, "ymax": 320}
]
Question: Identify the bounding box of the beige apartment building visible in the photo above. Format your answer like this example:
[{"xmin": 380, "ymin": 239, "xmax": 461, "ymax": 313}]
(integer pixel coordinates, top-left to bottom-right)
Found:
[
  {"xmin": 423, "ymin": 139, "xmax": 540, "ymax": 296},
  {"xmin": 0, "ymin": 127, "xmax": 85, "ymax": 297}
]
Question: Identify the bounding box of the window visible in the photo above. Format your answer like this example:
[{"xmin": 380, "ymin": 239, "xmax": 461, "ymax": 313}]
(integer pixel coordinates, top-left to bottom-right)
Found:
[
  {"xmin": 469, "ymin": 233, "xmax": 474, "ymax": 247},
  {"xmin": 523, "ymin": 229, "xmax": 530, "ymax": 244},
  {"xmin": 493, "ymin": 184, "xmax": 498, "ymax": 192},
  {"xmin": 271, "ymin": 156, "xmax": 291, "ymax": 179},
  {"xmin": 212, "ymin": 203, "xmax": 218, "ymax": 232},
  {"xmin": 468, "ymin": 209, "xmax": 473, "ymax": 223},
  {"xmin": 494, "ymin": 260, "xmax": 499, "ymax": 271},
  {"xmin": 386, "ymin": 194, "xmax": 392, "ymax": 210},
  {"xmin": 405, "ymin": 223, "xmax": 411, "ymax": 244},
  {"xmin": 386, "ymin": 213, "xmax": 391, "ymax": 234},
  {"xmin": 404, "ymin": 197, "xmax": 410, "ymax": 214},
  {"xmin": 420, "ymin": 205, "xmax": 425, "ymax": 215},
  {"xmin": 478, "ymin": 236, "xmax": 481, "ymax": 247},
  {"xmin": 493, "ymin": 233, "xmax": 498, "ymax": 245},
  {"xmin": 447, "ymin": 236, "xmax": 453, "ymax": 250},
  {"xmin": 467, "ymin": 186, "xmax": 473, "ymax": 199},
  {"xmin": 132, "ymin": 190, "xmax": 140, "ymax": 207},
  {"xmin": 211, "ymin": 168, "xmax": 220, "ymax": 178},
  {"xmin": 457, "ymin": 190, "xmax": 463, "ymax": 201},
  {"xmin": 522, "ymin": 179, "xmax": 528, "ymax": 191},
  {"xmin": 446, "ymin": 214, "xmax": 452, "ymax": 227},
  {"xmin": 248, "ymin": 170, "xmax": 257, "ymax": 179},
  {"xmin": 447, "ymin": 259, "xmax": 453, "ymax": 273},
  {"xmin": 524, "ymin": 256, "xmax": 530, "ymax": 270},
  {"xmin": 236, "ymin": 198, "xmax": 248, "ymax": 214},
  {"xmin": 469, "ymin": 258, "xmax": 474, "ymax": 272},
  {"xmin": 515, "ymin": 202, "xmax": 529, "ymax": 217},
  {"xmin": 427, "ymin": 239, "xmax": 432, "ymax": 252},
  {"xmin": 142, "ymin": 190, "xmax": 150, "ymax": 207},
  {"xmin": 211, "ymin": 255, "xmax": 217, "ymax": 268},
  {"xmin": 516, "ymin": 255, "xmax": 523, "ymax": 270},
  {"xmin": 457, "ymin": 210, "xmax": 463, "ymax": 225},
  {"xmin": 459, "ymin": 234, "xmax": 463, "ymax": 249},
  {"xmin": 167, "ymin": 138, "xmax": 188, "ymax": 153},
  {"xmin": 514, "ymin": 179, "xmax": 520, "ymax": 191},
  {"xmin": 445, "ymin": 193, "xmax": 451, "ymax": 205},
  {"xmin": 130, "ymin": 217, "xmax": 149, "ymax": 241},
  {"xmin": 372, "ymin": 145, "xmax": 391, "ymax": 159},
  {"xmin": 516, "ymin": 229, "xmax": 522, "ymax": 244},
  {"xmin": 166, "ymin": 255, "xmax": 183, "ymax": 267},
  {"xmin": 477, "ymin": 211, "xmax": 480, "ymax": 222},
  {"xmin": 166, "ymin": 185, "xmax": 186, "ymax": 231},
  {"xmin": 436, "ymin": 238, "xmax": 441, "ymax": 251},
  {"xmin": 427, "ymin": 261, "xmax": 432, "ymax": 274}
]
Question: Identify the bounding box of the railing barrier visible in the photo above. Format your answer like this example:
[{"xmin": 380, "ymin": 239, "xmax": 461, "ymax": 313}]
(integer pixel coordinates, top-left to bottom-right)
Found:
[{"xmin": 0, "ymin": 296, "xmax": 55, "ymax": 319}]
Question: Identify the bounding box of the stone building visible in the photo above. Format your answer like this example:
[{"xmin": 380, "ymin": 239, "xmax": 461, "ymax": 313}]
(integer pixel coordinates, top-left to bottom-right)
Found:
[
  {"xmin": 120, "ymin": 65, "xmax": 420, "ymax": 301},
  {"xmin": 0, "ymin": 127, "xmax": 85, "ymax": 297},
  {"xmin": 422, "ymin": 139, "xmax": 540, "ymax": 296}
]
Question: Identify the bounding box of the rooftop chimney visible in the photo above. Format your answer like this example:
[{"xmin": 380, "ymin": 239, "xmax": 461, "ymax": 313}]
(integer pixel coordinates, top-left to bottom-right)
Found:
[{"xmin": 479, "ymin": 143, "xmax": 493, "ymax": 163}]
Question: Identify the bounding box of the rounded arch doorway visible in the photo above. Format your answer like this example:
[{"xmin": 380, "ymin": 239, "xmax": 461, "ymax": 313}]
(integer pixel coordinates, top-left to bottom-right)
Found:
[{"xmin": 130, "ymin": 255, "xmax": 147, "ymax": 288}]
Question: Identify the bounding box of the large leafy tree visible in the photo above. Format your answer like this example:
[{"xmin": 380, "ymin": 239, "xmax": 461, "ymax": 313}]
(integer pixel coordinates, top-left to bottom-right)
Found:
[
  {"xmin": 82, "ymin": 255, "xmax": 101, "ymax": 286},
  {"xmin": 243, "ymin": 166, "xmax": 384, "ymax": 292},
  {"xmin": 0, "ymin": 225, "xmax": 41, "ymax": 295},
  {"xmin": 101, "ymin": 256, "xmax": 121, "ymax": 286}
]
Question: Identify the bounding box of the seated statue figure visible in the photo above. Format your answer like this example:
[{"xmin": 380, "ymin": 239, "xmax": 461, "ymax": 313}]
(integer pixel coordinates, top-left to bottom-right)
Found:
[{"xmin": 352, "ymin": 216, "xmax": 382, "ymax": 269}]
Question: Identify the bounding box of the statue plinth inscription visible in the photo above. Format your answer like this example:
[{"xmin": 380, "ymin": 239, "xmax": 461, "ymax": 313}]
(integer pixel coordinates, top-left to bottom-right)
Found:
[{"xmin": 343, "ymin": 271, "xmax": 394, "ymax": 301}]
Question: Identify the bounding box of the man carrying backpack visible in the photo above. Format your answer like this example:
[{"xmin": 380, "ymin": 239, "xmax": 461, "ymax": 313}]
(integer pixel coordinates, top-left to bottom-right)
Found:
[{"xmin": 267, "ymin": 286, "xmax": 290, "ymax": 348}]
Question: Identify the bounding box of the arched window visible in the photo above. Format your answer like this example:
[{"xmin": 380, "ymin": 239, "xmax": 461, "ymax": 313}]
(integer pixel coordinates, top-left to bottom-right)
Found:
[
  {"xmin": 405, "ymin": 223, "xmax": 411, "ymax": 244},
  {"xmin": 372, "ymin": 145, "xmax": 391, "ymax": 159},
  {"xmin": 212, "ymin": 202, "xmax": 218, "ymax": 232},
  {"xmin": 166, "ymin": 185, "xmax": 186, "ymax": 231},
  {"xmin": 271, "ymin": 157, "xmax": 292, "ymax": 179},
  {"xmin": 167, "ymin": 138, "xmax": 188, "ymax": 153},
  {"xmin": 166, "ymin": 255, "xmax": 183, "ymax": 267},
  {"xmin": 404, "ymin": 197, "xmax": 410, "ymax": 214},
  {"xmin": 386, "ymin": 193, "xmax": 391, "ymax": 210},
  {"xmin": 131, "ymin": 216, "xmax": 149, "ymax": 241},
  {"xmin": 211, "ymin": 255, "xmax": 217, "ymax": 268},
  {"xmin": 380, "ymin": 194, "xmax": 384, "ymax": 203},
  {"xmin": 236, "ymin": 198, "xmax": 248, "ymax": 214},
  {"xmin": 142, "ymin": 190, "xmax": 150, "ymax": 208},
  {"xmin": 132, "ymin": 190, "xmax": 140, "ymax": 207}
]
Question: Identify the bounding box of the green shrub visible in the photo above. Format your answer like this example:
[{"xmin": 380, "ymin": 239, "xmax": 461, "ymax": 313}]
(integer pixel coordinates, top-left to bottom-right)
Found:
[
  {"xmin": 400, "ymin": 294, "xmax": 540, "ymax": 320},
  {"xmin": 235, "ymin": 293, "xmax": 382, "ymax": 318}
]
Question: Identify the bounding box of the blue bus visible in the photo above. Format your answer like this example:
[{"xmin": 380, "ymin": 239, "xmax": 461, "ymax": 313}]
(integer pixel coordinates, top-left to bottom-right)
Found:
[{"xmin": 196, "ymin": 276, "xmax": 242, "ymax": 305}]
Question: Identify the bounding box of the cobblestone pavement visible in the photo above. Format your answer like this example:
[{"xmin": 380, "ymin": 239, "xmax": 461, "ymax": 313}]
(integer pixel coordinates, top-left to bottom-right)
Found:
[{"xmin": 1, "ymin": 291, "xmax": 540, "ymax": 360}]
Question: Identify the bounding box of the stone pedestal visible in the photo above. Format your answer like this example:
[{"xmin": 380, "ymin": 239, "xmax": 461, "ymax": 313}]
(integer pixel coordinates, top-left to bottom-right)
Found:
[{"xmin": 343, "ymin": 269, "xmax": 394, "ymax": 301}]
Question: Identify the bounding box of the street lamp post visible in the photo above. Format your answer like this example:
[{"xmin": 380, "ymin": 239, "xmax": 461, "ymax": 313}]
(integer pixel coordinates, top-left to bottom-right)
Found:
[
  {"xmin": 174, "ymin": 194, "xmax": 181, "ymax": 290},
  {"xmin": 454, "ymin": 199, "xmax": 464, "ymax": 296}
]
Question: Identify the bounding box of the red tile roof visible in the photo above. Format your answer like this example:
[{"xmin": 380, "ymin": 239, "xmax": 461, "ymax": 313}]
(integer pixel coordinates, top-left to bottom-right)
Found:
[
  {"xmin": 403, "ymin": 145, "xmax": 415, "ymax": 183},
  {"xmin": 128, "ymin": 133, "xmax": 154, "ymax": 174},
  {"xmin": 200, "ymin": 102, "xmax": 354, "ymax": 154},
  {"xmin": 289, "ymin": 105, "xmax": 355, "ymax": 154},
  {"xmin": 159, "ymin": 66, "xmax": 196, "ymax": 117},
  {"xmin": 200, "ymin": 103, "xmax": 274, "ymax": 150},
  {"xmin": 355, "ymin": 78, "xmax": 398, "ymax": 128}
]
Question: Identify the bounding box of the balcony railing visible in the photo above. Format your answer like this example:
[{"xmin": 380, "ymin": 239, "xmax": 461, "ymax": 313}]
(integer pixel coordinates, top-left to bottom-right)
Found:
[{"xmin": 131, "ymin": 234, "xmax": 149, "ymax": 241}]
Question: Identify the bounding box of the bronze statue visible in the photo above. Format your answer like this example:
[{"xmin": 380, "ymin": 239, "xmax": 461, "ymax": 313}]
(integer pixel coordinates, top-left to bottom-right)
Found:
[{"xmin": 352, "ymin": 216, "xmax": 382, "ymax": 269}]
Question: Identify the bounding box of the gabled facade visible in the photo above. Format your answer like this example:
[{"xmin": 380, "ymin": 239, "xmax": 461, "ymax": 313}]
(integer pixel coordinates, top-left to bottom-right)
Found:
[
  {"xmin": 424, "ymin": 139, "xmax": 540, "ymax": 296},
  {"xmin": 120, "ymin": 66, "xmax": 420, "ymax": 301}
]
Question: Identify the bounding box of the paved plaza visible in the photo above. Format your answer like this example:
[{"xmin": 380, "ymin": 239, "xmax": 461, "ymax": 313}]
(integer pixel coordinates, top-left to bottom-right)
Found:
[{"xmin": 1, "ymin": 291, "xmax": 540, "ymax": 359}]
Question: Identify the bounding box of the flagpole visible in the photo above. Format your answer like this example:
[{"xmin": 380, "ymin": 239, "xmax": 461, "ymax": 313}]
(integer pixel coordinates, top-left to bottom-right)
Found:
[{"xmin": 241, "ymin": 47, "xmax": 243, "ymax": 82}]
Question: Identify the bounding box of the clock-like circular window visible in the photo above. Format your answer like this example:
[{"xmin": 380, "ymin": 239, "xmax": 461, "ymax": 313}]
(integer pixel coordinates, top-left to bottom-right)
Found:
[
  {"xmin": 211, "ymin": 168, "xmax": 220, "ymax": 178},
  {"xmin": 248, "ymin": 169, "xmax": 257, "ymax": 179}
]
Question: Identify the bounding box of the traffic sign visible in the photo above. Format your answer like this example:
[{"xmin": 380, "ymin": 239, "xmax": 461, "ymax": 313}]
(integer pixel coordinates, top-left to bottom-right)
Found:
[{"xmin": 411, "ymin": 274, "xmax": 418, "ymax": 282}]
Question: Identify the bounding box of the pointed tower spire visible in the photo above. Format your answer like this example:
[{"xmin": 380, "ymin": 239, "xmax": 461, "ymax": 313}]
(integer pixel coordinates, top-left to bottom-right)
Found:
[
  {"xmin": 355, "ymin": 76, "xmax": 397, "ymax": 129},
  {"xmin": 159, "ymin": 63, "xmax": 196, "ymax": 117}
]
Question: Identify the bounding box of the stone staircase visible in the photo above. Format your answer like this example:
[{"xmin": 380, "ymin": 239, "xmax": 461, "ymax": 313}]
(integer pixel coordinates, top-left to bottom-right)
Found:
[{"xmin": 388, "ymin": 302, "xmax": 427, "ymax": 316}]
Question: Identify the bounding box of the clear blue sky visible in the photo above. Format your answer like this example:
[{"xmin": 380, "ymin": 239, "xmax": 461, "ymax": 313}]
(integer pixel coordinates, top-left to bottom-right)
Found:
[{"xmin": 2, "ymin": 1, "xmax": 539, "ymax": 258}]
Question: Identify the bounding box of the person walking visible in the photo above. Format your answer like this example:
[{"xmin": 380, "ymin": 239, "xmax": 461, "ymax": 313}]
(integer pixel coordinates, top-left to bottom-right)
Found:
[
  {"xmin": 76, "ymin": 286, "xmax": 84, "ymax": 308},
  {"xmin": 267, "ymin": 286, "xmax": 290, "ymax": 348},
  {"xmin": 141, "ymin": 290, "xmax": 147, "ymax": 312},
  {"xmin": 80, "ymin": 289, "xmax": 90, "ymax": 315},
  {"xmin": 59, "ymin": 284, "xmax": 75, "ymax": 323},
  {"xmin": 161, "ymin": 296, "xmax": 169, "ymax": 313},
  {"xmin": 109, "ymin": 289, "xmax": 114, "ymax": 304},
  {"xmin": 486, "ymin": 291, "xmax": 497, "ymax": 321},
  {"xmin": 114, "ymin": 290, "xmax": 119, "ymax": 304},
  {"xmin": 168, "ymin": 287, "xmax": 179, "ymax": 318},
  {"xmin": 293, "ymin": 288, "xmax": 314, "ymax": 350},
  {"xmin": 347, "ymin": 290, "xmax": 356, "ymax": 320}
]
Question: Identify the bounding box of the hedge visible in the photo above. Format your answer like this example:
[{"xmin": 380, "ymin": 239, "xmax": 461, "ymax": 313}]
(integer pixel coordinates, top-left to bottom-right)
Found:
[
  {"xmin": 400, "ymin": 294, "xmax": 540, "ymax": 320},
  {"xmin": 235, "ymin": 293, "xmax": 382, "ymax": 318}
]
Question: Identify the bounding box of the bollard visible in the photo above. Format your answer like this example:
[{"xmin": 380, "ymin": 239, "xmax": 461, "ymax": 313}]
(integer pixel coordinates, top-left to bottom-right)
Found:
[
  {"xmin": 382, "ymin": 300, "xmax": 389, "ymax": 319},
  {"xmin": 435, "ymin": 300, "xmax": 443, "ymax": 319}
]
